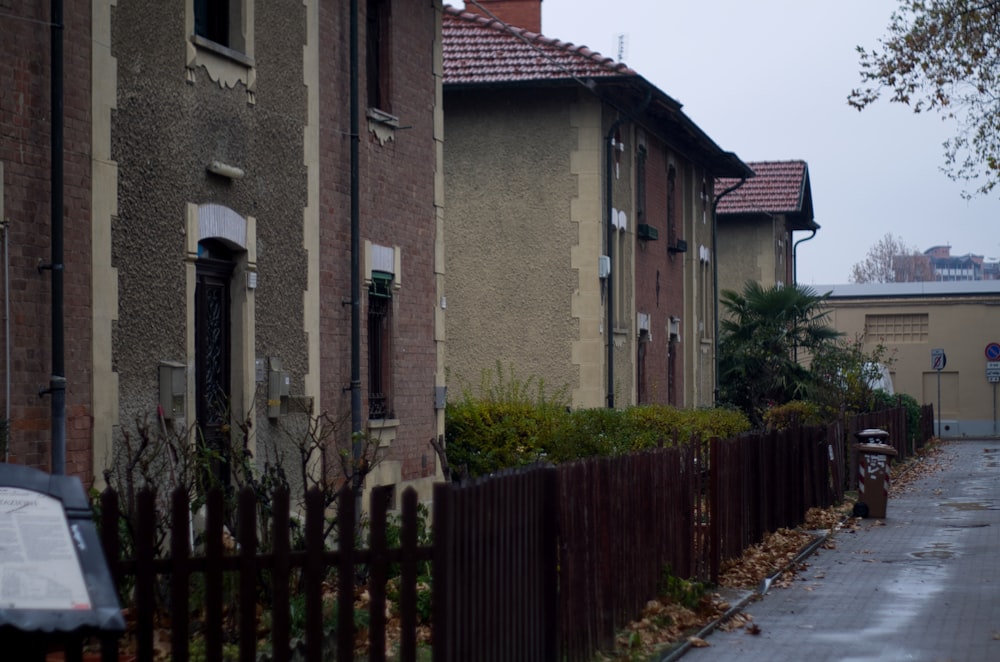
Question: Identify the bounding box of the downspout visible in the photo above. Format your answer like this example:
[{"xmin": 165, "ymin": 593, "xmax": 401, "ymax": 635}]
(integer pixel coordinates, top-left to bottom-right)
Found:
[
  {"xmin": 3, "ymin": 218, "xmax": 9, "ymax": 463},
  {"xmin": 791, "ymin": 229, "xmax": 817, "ymax": 362},
  {"xmin": 712, "ymin": 177, "xmax": 747, "ymax": 405},
  {"xmin": 48, "ymin": 0, "xmax": 67, "ymax": 475},
  {"xmin": 349, "ymin": 0, "xmax": 363, "ymax": 492},
  {"xmin": 792, "ymin": 229, "xmax": 817, "ymax": 286},
  {"xmin": 604, "ymin": 90, "xmax": 651, "ymax": 409}
]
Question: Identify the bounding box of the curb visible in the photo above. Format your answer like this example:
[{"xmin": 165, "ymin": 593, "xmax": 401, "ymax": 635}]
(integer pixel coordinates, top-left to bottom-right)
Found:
[{"xmin": 653, "ymin": 526, "xmax": 838, "ymax": 662}]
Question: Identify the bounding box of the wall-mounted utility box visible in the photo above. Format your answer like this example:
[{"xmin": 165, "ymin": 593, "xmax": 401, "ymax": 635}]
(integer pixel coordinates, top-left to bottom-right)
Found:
[
  {"xmin": 598, "ymin": 255, "xmax": 611, "ymax": 279},
  {"xmin": 268, "ymin": 357, "xmax": 290, "ymax": 419},
  {"xmin": 158, "ymin": 361, "xmax": 186, "ymax": 419},
  {"xmin": 637, "ymin": 224, "xmax": 659, "ymax": 241}
]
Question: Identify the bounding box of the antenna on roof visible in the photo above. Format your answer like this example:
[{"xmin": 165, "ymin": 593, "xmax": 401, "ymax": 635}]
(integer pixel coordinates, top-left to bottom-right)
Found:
[{"xmin": 617, "ymin": 33, "xmax": 629, "ymax": 62}]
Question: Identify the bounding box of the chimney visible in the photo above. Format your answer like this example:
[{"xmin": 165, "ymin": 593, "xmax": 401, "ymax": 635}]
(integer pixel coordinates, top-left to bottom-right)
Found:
[{"xmin": 465, "ymin": 0, "xmax": 542, "ymax": 33}]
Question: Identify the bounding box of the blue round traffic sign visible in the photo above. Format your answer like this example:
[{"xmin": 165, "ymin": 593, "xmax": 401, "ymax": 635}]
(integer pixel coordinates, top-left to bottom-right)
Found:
[{"xmin": 987, "ymin": 343, "xmax": 1000, "ymax": 361}]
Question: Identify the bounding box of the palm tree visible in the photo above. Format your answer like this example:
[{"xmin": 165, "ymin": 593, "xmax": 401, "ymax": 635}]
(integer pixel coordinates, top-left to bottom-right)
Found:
[{"xmin": 718, "ymin": 282, "xmax": 840, "ymax": 427}]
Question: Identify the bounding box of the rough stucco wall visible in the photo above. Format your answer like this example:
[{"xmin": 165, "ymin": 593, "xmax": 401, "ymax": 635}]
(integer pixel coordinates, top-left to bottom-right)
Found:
[
  {"xmin": 828, "ymin": 297, "xmax": 1000, "ymax": 436},
  {"xmin": 444, "ymin": 87, "xmax": 580, "ymax": 401},
  {"xmin": 717, "ymin": 217, "xmax": 766, "ymax": 297},
  {"xmin": 111, "ymin": 2, "xmax": 307, "ymax": 455}
]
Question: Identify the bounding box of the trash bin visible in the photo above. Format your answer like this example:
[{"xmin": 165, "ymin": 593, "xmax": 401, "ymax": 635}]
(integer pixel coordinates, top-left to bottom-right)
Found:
[{"xmin": 854, "ymin": 428, "xmax": 898, "ymax": 518}]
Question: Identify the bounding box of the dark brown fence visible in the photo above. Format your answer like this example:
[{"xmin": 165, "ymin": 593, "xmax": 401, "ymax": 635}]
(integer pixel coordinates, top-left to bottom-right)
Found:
[
  {"xmin": 556, "ymin": 444, "xmax": 704, "ymax": 659},
  {"xmin": 918, "ymin": 404, "xmax": 935, "ymax": 448},
  {"xmin": 709, "ymin": 426, "xmax": 833, "ymax": 578},
  {"xmin": 98, "ymin": 484, "xmax": 431, "ymax": 662},
  {"xmin": 64, "ymin": 409, "xmax": 938, "ymax": 662},
  {"xmin": 431, "ymin": 466, "xmax": 560, "ymax": 662}
]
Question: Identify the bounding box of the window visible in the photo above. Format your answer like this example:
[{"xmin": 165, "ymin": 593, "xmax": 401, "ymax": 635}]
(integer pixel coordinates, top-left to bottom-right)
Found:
[
  {"xmin": 865, "ymin": 314, "xmax": 929, "ymax": 343},
  {"xmin": 366, "ymin": 0, "xmax": 392, "ymax": 112},
  {"xmin": 368, "ymin": 271, "xmax": 394, "ymax": 419},
  {"xmin": 636, "ymin": 146, "xmax": 647, "ymax": 225},
  {"xmin": 666, "ymin": 165, "xmax": 677, "ymax": 251},
  {"xmin": 194, "ymin": 0, "xmax": 246, "ymax": 53}
]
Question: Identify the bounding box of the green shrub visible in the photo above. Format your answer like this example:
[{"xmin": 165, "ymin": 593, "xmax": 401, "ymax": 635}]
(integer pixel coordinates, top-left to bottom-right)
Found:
[
  {"xmin": 870, "ymin": 390, "xmax": 922, "ymax": 445},
  {"xmin": 445, "ymin": 364, "xmax": 570, "ymax": 477},
  {"xmin": 763, "ymin": 400, "xmax": 824, "ymax": 430},
  {"xmin": 542, "ymin": 407, "xmax": 629, "ymax": 462}
]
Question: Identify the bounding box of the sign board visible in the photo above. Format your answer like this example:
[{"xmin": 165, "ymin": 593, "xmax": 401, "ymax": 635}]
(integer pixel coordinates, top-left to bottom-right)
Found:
[
  {"xmin": 0, "ymin": 463, "xmax": 124, "ymax": 637},
  {"xmin": 0, "ymin": 487, "xmax": 92, "ymax": 610},
  {"xmin": 986, "ymin": 342, "xmax": 1000, "ymax": 361},
  {"xmin": 931, "ymin": 348, "xmax": 946, "ymax": 371}
]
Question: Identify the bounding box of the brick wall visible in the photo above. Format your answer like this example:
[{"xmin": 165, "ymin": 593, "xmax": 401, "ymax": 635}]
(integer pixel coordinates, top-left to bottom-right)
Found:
[
  {"xmin": 634, "ymin": 135, "xmax": 685, "ymax": 406},
  {"xmin": 464, "ymin": 0, "xmax": 542, "ymax": 33},
  {"xmin": 1, "ymin": 3, "xmax": 93, "ymax": 480},
  {"xmin": 318, "ymin": 2, "xmax": 439, "ymax": 481}
]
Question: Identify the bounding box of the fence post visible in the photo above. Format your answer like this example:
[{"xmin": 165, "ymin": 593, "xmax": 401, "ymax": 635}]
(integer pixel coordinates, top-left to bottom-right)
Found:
[
  {"xmin": 135, "ymin": 489, "xmax": 156, "ymax": 662},
  {"xmin": 171, "ymin": 488, "xmax": 191, "ymax": 662},
  {"xmin": 304, "ymin": 489, "xmax": 324, "ymax": 662},
  {"xmin": 432, "ymin": 482, "xmax": 452, "ymax": 662},
  {"xmin": 272, "ymin": 488, "xmax": 291, "ymax": 662},
  {"xmin": 205, "ymin": 489, "xmax": 225, "ymax": 662},
  {"xmin": 542, "ymin": 467, "xmax": 560, "ymax": 662},
  {"xmin": 709, "ymin": 437, "xmax": 721, "ymax": 584},
  {"xmin": 238, "ymin": 487, "xmax": 258, "ymax": 662},
  {"xmin": 400, "ymin": 487, "xmax": 419, "ymax": 661},
  {"xmin": 337, "ymin": 487, "xmax": 356, "ymax": 662},
  {"xmin": 368, "ymin": 486, "xmax": 390, "ymax": 662}
]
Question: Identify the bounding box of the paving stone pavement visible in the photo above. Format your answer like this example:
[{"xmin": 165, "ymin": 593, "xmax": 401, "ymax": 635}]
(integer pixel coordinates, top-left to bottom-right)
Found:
[{"xmin": 682, "ymin": 439, "xmax": 1000, "ymax": 662}]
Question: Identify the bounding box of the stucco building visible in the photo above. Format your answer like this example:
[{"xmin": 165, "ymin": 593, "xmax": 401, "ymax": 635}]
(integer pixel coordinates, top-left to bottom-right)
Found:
[
  {"xmin": 3, "ymin": 2, "xmax": 445, "ymax": 500},
  {"xmin": 716, "ymin": 160, "xmax": 818, "ymax": 293},
  {"xmin": 820, "ymin": 281, "xmax": 1000, "ymax": 437},
  {"xmin": 442, "ymin": 1, "xmax": 750, "ymax": 409}
]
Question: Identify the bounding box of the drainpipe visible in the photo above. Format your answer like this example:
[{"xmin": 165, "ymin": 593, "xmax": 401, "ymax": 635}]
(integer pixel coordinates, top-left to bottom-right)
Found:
[
  {"xmin": 2, "ymin": 217, "xmax": 8, "ymax": 463},
  {"xmin": 792, "ymin": 229, "xmax": 817, "ymax": 286},
  {"xmin": 3, "ymin": 218, "xmax": 8, "ymax": 463},
  {"xmin": 604, "ymin": 90, "xmax": 651, "ymax": 409},
  {"xmin": 791, "ymin": 228, "xmax": 818, "ymax": 362},
  {"xmin": 349, "ymin": 0, "xmax": 362, "ymax": 491},
  {"xmin": 47, "ymin": 0, "xmax": 67, "ymax": 475},
  {"xmin": 712, "ymin": 177, "xmax": 747, "ymax": 404}
]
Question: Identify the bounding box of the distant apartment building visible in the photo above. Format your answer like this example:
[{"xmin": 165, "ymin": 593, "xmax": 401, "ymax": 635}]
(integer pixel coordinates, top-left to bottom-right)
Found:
[{"xmin": 895, "ymin": 246, "xmax": 997, "ymax": 282}]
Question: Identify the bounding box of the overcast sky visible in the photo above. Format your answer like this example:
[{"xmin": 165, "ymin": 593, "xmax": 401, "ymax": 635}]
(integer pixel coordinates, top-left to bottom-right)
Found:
[{"xmin": 453, "ymin": 0, "xmax": 1000, "ymax": 284}]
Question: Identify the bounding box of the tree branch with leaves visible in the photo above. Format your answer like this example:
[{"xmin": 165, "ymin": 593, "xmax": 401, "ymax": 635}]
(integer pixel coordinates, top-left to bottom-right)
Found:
[{"xmin": 849, "ymin": 0, "xmax": 1000, "ymax": 196}]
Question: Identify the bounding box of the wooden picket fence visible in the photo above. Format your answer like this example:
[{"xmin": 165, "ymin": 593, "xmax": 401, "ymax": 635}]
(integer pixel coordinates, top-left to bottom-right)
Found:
[{"xmin": 58, "ymin": 410, "xmax": 936, "ymax": 662}]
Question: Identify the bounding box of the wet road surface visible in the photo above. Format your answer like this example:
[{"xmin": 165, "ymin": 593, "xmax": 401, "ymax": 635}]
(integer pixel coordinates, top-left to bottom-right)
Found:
[{"xmin": 682, "ymin": 439, "xmax": 1000, "ymax": 662}]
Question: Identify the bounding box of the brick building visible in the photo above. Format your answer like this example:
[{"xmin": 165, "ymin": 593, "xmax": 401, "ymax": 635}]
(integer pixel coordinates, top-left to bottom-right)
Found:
[
  {"xmin": 3, "ymin": 2, "xmax": 445, "ymax": 501},
  {"xmin": 1, "ymin": 3, "xmax": 93, "ymax": 474}
]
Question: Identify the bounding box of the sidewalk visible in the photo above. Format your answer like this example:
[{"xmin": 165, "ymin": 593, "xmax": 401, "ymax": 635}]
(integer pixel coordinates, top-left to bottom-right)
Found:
[{"xmin": 682, "ymin": 439, "xmax": 1000, "ymax": 662}]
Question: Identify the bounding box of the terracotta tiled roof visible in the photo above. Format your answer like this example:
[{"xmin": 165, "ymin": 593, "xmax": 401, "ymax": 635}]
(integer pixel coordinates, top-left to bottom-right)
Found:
[
  {"xmin": 715, "ymin": 160, "xmax": 813, "ymax": 219},
  {"xmin": 443, "ymin": 5, "xmax": 636, "ymax": 85}
]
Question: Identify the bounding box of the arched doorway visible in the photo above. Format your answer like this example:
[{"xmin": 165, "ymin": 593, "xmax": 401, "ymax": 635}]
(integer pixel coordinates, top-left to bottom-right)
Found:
[{"xmin": 195, "ymin": 239, "xmax": 235, "ymax": 484}]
